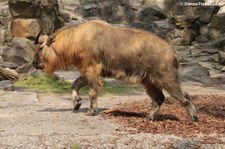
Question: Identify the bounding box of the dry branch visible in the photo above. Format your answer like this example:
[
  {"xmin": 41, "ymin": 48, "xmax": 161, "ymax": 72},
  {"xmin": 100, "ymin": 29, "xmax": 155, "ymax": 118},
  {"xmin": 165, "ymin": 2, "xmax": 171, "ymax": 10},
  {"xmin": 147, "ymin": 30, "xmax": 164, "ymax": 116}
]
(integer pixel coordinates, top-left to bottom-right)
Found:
[{"xmin": 0, "ymin": 66, "xmax": 19, "ymax": 81}]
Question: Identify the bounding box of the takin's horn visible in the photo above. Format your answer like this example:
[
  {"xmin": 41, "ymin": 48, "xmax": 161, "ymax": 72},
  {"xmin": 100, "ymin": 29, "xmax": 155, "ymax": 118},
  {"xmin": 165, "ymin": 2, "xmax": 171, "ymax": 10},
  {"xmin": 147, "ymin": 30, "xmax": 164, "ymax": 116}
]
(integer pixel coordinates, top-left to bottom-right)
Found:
[
  {"xmin": 49, "ymin": 26, "xmax": 56, "ymax": 35},
  {"xmin": 34, "ymin": 29, "xmax": 43, "ymax": 45}
]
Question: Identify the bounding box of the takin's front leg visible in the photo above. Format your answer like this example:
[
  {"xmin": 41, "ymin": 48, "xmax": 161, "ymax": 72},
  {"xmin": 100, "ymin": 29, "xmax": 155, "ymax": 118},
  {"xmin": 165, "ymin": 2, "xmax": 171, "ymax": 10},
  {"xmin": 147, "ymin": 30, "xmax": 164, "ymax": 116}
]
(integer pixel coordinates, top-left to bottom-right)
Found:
[{"xmin": 72, "ymin": 76, "xmax": 88, "ymax": 112}]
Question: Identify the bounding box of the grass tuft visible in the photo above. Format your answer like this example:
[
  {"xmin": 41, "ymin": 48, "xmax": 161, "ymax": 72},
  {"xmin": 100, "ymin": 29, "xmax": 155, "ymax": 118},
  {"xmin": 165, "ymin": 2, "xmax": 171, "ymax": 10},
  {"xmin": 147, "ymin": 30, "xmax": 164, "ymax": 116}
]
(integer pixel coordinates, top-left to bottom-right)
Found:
[
  {"xmin": 15, "ymin": 74, "xmax": 143, "ymax": 96},
  {"xmin": 15, "ymin": 74, "xmax": 71, "ymax": 94}
]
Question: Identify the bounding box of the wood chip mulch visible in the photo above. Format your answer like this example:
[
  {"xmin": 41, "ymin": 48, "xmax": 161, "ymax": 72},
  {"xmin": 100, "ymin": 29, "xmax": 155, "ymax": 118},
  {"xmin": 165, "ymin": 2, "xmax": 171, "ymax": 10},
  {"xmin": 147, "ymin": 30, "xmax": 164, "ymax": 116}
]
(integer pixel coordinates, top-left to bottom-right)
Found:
[{"xmin": 101, "ymin": 95, "xmax": 225, "ymax": 139}]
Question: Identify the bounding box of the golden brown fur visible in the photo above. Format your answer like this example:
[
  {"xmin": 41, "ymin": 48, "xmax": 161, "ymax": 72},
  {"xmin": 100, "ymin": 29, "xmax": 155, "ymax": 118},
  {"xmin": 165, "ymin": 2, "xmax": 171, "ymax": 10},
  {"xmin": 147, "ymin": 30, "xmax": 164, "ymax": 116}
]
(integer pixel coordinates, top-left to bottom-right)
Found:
[
  {"xmin": 41, "ymin": 20, "xmax": 178, "ymax": 88},
  {"xmin": 35, "ymin": 20, "xmax": 198, "ymax": 121}
]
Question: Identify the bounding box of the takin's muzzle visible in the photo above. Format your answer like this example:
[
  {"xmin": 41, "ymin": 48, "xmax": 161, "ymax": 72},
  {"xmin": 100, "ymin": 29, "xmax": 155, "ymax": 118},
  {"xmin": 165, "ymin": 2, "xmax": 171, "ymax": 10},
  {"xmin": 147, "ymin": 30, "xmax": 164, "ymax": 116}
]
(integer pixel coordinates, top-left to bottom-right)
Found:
[{"xmin": 33, "ymin": 47, "xmax": 44, "ymax": 70}]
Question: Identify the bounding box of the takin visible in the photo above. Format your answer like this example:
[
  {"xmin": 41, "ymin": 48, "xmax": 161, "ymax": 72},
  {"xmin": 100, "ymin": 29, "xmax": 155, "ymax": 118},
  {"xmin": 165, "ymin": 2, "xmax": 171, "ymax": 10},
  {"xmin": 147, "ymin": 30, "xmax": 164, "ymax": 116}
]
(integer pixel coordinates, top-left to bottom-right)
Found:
[{"xmin": 33, "ymin": 20, "xmax": 198, "ymax": 122}]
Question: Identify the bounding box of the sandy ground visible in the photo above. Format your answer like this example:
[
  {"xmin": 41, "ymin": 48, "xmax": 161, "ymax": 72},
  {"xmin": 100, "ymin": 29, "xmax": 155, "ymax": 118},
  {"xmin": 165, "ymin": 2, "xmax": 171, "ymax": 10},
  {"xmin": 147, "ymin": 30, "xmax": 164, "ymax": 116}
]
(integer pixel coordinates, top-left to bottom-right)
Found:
[{"xmin": 0, "ymin": 71, "xmax": 224, "ymax": 149}]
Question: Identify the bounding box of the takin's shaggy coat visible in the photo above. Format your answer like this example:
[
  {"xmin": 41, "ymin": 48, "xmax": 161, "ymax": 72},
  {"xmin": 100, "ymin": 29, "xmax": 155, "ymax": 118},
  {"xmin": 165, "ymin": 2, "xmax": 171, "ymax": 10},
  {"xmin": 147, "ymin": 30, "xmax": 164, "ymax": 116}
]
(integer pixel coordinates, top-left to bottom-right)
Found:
[{"xmin": 34, "ymin": 20, "xmax": 198, "ymax": 122}]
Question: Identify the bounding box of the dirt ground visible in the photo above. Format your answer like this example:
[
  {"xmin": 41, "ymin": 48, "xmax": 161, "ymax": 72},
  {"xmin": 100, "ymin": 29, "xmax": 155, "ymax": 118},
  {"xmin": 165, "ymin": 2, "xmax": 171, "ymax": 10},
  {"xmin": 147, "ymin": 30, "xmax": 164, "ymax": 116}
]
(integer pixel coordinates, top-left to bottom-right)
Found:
[{"xmin": 0, "ymin": 71, "xmax": 225, "ymax": 149}]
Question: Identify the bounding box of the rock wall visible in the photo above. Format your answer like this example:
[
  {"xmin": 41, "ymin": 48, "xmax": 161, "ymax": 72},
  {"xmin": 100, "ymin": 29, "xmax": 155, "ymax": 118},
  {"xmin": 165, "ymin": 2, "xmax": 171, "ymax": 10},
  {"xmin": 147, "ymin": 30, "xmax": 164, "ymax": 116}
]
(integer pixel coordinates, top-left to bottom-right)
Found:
[
  {"xmin": 9, "ymin": 0, "xmax": 64, "ymax": 39},
  {"xmin": 69, "ymin": 0, "xmax": 224, "ymax": 46},
  {"xmin": 0, "ymin": 1, "xmax": 11, "ymax": 46},
  {"xmin": 0, "ymin": 0, "xmax": 66, "ymax": 80}
]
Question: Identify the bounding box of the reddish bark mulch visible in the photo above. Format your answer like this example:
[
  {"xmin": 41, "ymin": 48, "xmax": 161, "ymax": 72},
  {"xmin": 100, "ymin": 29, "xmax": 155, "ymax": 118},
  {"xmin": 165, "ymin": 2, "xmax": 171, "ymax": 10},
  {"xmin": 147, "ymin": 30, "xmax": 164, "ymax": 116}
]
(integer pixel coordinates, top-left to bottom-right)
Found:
[{"xmin": 101, "ymin": 95, "xmax": 225, "ymax": 138}]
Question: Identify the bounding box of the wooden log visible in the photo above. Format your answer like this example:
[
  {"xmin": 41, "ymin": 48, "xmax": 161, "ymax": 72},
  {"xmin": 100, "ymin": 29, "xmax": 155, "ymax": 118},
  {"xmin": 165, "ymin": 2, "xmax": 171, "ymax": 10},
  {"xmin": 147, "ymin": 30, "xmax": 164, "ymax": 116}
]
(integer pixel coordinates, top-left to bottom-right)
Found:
[{"xmin": 0, "ymin": 66, "xmax": 19, "ymax": 81}]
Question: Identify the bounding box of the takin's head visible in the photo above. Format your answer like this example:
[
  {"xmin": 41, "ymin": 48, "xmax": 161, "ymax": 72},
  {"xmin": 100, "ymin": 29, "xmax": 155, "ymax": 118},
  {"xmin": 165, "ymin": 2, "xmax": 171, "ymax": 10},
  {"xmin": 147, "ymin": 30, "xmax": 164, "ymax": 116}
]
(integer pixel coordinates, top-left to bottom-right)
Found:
[{"xmin": 33, "ymin": 32, "xmax": 58, "ymax": 76}]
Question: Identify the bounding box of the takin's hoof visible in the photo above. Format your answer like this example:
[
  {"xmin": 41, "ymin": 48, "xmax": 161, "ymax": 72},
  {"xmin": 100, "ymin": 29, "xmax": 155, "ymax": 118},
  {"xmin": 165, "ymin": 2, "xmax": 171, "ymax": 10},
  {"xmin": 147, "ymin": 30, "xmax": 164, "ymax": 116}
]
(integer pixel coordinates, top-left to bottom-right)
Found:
[
  {"xmin": 85, "ymin": 109, "xmax": 98, "ymax": 116},
  {"xmin": 192, "ymin": 115, "xmax": 199, "ymax": 123},
  {"xmin": 73, "ymin": 102, "xmax": 82, "ymax": 112},
  {"xmin": 145, "ymin": 114, "xmax": 155, "ymax": 121}
]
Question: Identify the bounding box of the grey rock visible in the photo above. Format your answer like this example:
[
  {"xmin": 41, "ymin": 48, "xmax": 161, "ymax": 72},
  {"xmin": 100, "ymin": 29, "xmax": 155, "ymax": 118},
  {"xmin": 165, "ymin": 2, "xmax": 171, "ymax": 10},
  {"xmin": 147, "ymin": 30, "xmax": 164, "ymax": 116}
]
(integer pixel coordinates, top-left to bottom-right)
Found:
[
  {"xmin": 83, "ymin": 3, "xmax": 97, "ymax": 10},
  {"xmin": 197, "ymin": 5, "xmax": 220, "ymax": 23},
  {"xmin": 8, "ymin": 0, "xmax": 42, "ymax": 19},
  {"xmin": 221, "ymin": 67, "xmax": 225, "ymax": 72},
  {"xmin": 201, "ymin": 48, "xmax": 219, "ymax": 54},
  {"xmin": 198, "ymin": 62, "xmax": 216, "ymax": 70},
  {"xmin": 16, "ymin": 63, "xmax": 36, "ymax": 75},
  {"xmin": 195, "ymin": 35, "xmax": 210, "ymax": 43},
  {"xmin": 139, "ymin": 5, "xmax": 167, "ymax": 22},
  {"xmin": 208, "ymin": 28, "xmax": 223, "ymax": 41},
  {"xmin": 199, "ymin": 25, "xmax": 209, "ymax": 37},
  {"xmin": 2, "ymin": 37, "xmax": 37, "ymax": 66},
  {"xmin": 180, "ymin": 64, "xmax": 213, "ymax": 84},
  {"xmin": 209, "ymin": 69, "xmax": 225, "ymax": 79},
  {"xmin": 131, "ymin": 19, "xmax": 175, "ymax": 41},
  {"xmin": 0, "ymin": 62, "xmax": 19, "ymax": 69},
  {"xmin": 0, "ymin": 80, "xmax": 14, "ymax": 91},
  {"xmin": 213, "ymin": 35, "xmax": 225, "ymax": 49},
  {"xmin": 208, "ymin": 13, "xmax": 225, "ymax": 31}
]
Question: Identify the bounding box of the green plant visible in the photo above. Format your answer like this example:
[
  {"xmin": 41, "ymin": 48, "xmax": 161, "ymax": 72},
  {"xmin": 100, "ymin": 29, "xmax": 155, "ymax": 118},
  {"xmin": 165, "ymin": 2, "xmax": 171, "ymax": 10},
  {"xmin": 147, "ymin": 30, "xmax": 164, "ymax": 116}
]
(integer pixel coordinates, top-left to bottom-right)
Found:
[
  {"xmin": 15, "ymin": 74, "xmax": 143, "ymax": 96},
  {"xmin": 15, "ymin": 74, "xmax": 71, "ymax": 94},
  {"xmin": 72, "ymin": 144, "xmax": 81, "ymax": 149}
]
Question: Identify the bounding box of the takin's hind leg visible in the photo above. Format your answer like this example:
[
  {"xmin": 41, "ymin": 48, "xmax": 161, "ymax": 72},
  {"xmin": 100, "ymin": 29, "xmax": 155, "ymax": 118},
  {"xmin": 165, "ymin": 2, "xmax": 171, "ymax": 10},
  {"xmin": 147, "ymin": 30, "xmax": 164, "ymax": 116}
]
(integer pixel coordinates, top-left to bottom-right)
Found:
[
  {"xmin": 85, "ymin": 79, "xmax": 103, "ymax": 116},
  {"xmin": 86, "ymin": 87, "xmax": 101, "ymax": 116},
  {"xmin": 85, "ymin": 64, "xmax": 104, "ymax": 116},
  {"xmin": 72, "ymin": 76, "xmax": 88, "ymax": 112},
  {"xmin": 165, "ymin": 82, "xmax": 198, "ymax": 122},
  {"xmin": 144, "ymin": 83, "xmax": 165, "ymax": 121}
]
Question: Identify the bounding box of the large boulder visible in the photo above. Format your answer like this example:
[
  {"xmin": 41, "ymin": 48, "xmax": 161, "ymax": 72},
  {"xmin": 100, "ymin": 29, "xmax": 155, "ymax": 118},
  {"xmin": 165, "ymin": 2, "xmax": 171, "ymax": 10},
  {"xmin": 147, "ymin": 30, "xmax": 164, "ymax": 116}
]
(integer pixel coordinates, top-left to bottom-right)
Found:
[
  {"xmin": 1, "ymin": 37, "xmax": 37, "ymax": 65},
  {"xmin": 131, "ymin": 19, "xmax": 175, "ymax": 41},
  {"xmin": 8, "ymin": 0, "xmax": 41, "ymax": 18},
  {"xmin": 210, "ymin": 13, "xmax": 225, "ymax": 26},
  {"xmin": 207, "ymin": 13, "xmax": 225, "ymax": 40},
  {"xmin": 139, "ymin": 5, "xmax": 168, "ymax": 22},
  {"xmin": 197, "ymin": 6, "xmax": 220, "ymax": 23},
  {"xmin": 10, "ymin": 19, "xmax": 41, "ymax": 39}
]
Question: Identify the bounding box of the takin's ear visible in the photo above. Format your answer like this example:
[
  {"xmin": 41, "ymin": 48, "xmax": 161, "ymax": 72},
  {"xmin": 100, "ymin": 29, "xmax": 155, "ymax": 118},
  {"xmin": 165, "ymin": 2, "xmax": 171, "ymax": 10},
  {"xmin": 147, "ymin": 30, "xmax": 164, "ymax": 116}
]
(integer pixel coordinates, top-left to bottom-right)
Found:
[{"xmin": 46, "ymin": 35, "xmax": 56, "ymax": 46}]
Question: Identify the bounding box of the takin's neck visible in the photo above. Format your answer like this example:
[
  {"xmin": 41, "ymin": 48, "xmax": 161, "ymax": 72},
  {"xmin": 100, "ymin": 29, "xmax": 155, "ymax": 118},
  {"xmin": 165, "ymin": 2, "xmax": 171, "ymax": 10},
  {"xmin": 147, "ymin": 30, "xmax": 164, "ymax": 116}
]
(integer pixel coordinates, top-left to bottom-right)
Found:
[{"xmin": 50, "ymin": 44, "xmax": 86, "ymax": 70}]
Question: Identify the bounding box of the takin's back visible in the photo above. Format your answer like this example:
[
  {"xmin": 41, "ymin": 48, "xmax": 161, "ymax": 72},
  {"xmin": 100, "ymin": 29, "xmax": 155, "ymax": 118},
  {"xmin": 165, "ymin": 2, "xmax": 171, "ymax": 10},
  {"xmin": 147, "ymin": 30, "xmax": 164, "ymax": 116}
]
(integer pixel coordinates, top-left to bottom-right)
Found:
[
  {"xmin": 48, "ymin": 20, "xmax": 179, "ymax": 83},
  {"xmin": 79, "ymin": 20, "xmax": 179, "ymax": 81}
]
